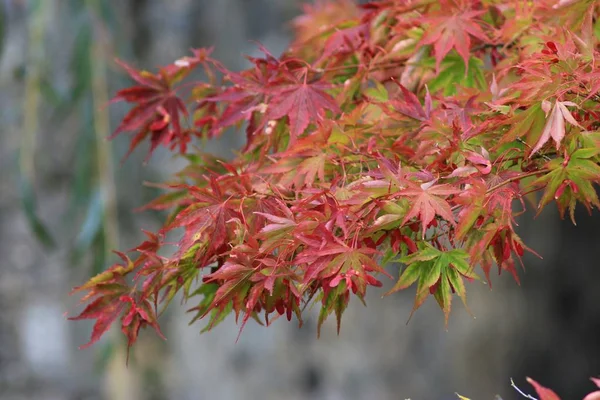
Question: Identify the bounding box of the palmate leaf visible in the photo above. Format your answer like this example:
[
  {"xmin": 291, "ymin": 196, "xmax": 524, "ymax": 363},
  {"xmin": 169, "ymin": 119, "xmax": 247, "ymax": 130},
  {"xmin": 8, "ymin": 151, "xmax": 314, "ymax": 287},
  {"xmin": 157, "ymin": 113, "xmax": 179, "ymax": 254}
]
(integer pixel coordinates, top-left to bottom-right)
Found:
[
  {"xmin": 110, "ymin": 58, "xmax": 202, "ymax": 159},
  {"xmin": 418, "ymin": 3, "xmax": 488, "ymax": 73},
  {"xmin": 316, "ymin": 281, "xmax": 346, "ymax": 337},
  {"xmin": 386, "ymin": 244, "xmax": 477, "ymax": 326},
  {"xmin": 530, "ymin": 147, "xmax": 600, "ymax": 222},
  {"xmin": 499, "ymin": 102, "xmax": 546, "ymax": 149},
  {"xmin": 530, "ymin": 100, "xmax": 582, "ymax": 155},
  {"xmin": 454, "ymin": 179, "xmax": 486, "ymax": 240},
  {"xmin": 422, "ymin": 53, "xmax": 487, "ymax": 96},
  {"xmin": 69, "ymin": 252, "xmax": 165, "ymax": 352},
  {"xmin": 266, "ymin": 70, "xmax": 341, "ymax": 141},
  {"xmin": 384, "ymin": 80, "xmax": 432, "ymax": 122},
  {"xmin": 395, "ymin": 180, "xmax": 460, "ymax": 238}
]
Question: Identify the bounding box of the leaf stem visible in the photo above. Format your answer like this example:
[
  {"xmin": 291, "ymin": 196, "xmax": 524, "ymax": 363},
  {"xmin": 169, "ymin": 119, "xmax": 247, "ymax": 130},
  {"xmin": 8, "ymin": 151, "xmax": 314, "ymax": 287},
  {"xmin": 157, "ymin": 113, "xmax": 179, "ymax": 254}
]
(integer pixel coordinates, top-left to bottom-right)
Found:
[
  {"xmin": 510, "ymin": 378, "xmax": 538, "ymax": 400},
  {"xmin": 485, "ymin": 169, "xmax": 549, "ymax": 194}
]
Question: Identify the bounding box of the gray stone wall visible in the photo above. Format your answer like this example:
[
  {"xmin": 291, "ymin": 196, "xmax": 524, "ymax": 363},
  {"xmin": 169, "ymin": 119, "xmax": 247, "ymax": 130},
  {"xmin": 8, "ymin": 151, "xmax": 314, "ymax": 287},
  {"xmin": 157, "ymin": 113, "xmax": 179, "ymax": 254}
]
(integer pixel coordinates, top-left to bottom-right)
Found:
[{"xmin": 0, "ymin": 1, "xmax": 598, "ymax": 399}]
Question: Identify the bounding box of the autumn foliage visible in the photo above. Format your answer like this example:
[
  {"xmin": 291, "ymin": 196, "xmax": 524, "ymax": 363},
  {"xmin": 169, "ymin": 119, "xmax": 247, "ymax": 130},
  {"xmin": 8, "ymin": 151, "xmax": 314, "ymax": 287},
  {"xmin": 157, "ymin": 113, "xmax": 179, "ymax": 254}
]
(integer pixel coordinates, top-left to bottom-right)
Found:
[{"xmin": 70, "ymin": 1, "xmax": 600, "ymax": 391}]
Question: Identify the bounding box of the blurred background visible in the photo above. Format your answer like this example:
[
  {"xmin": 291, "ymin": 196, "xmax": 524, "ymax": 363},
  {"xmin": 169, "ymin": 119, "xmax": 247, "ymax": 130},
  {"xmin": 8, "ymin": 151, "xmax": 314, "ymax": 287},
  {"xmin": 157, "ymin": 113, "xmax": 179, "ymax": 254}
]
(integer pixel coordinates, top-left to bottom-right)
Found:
[{"xmin": 0, "ymin": 1, "xmax": 599, "ymax": 399}]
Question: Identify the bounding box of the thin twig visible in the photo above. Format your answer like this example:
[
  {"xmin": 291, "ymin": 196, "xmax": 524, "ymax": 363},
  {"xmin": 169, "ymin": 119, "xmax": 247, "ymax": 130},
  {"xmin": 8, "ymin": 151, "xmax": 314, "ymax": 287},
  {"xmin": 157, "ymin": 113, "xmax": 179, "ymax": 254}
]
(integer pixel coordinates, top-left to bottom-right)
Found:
[
  {"xmin": 485, "ymin": 168, "xmax": 549, "ymax": 194},
  {"xmin": 510, "ymin": 378, "xmax": 538, "ymax": 400}
]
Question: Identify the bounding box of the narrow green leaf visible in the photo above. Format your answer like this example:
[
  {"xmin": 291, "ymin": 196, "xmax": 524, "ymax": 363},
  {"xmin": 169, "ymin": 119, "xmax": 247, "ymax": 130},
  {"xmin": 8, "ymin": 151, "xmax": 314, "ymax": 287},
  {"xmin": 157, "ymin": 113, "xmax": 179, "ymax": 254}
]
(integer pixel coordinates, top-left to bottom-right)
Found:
[
  {"xmin": 500, "ymin": 103, "xmax": 545, "ymax": 147},
  {"xmin": 455, "ymin": 205, "xmax": 482, "ymax": 240},
  {"xmin": 447, "ymin": 267, "xmax": 471, "ymax": 314},
  {"xmin": 317, "ymin": 286, "xmax": 340, "ymax": 337},
  {"xmin": 532, "ymin": 167, "xmax": 567, "ymax": 211},
  {"xmin": 364, "ymin": 80, "xmax": 389, "ymax": 101},
  {"xmin": 73, "ymin": 188, "xmax": 104, "ymax": 261},
  {"xmin": 385, "ymin": 263, "xmax": 421, "ymax": 295},
  {"xmin": 201, "ymin": 300, "xmax": 234, "ymax": 333},
  {"xmin": 446, "ymin": 249, "xmax": 477, "ymax": 279},
  {"xmin": 18, "ymin": 175, "xmax": 56, "ymax": 250},
  {"xmin": 572, "ymin": 148, "xmax": 599, "ymax": 160},
  {"xmin": 422, "ymin": 255, "xmax": 443, "ymax": 289},
  {"xmin": 433, "ymin": 270, "xmax": 452, "ymax": 327},
  {"xmin": 407, "ymin": 273, "xmax": 433, "ymax": 322},
  {"xmin": 400, "ymin": 243, "xmax": 440, "ymax": 264}
]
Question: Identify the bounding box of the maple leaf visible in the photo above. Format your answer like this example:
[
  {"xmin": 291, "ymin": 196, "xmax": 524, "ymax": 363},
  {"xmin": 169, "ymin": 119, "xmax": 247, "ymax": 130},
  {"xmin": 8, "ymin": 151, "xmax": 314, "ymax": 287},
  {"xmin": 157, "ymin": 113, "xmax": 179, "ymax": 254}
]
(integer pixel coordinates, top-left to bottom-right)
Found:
[
  {"xmin": 267, "ymin": 69, "xmax": 341, "ymax": 141},
  {"xmin": 296, "ymin": 242, "xmax": 389, "ymax": 335},
  {"xmin": 317, "ymin": 22, "xmax": 370, "ymax": 64},
  {"xmin": 69, "ymin": 286, "xmax": 129, "ymax": 349},
  {"xmin": 162, "ymin": 182, "xmax": 239, "ymax": 260},
  {"xmin": 203, "ymin": 46, "xmax": 281, "ymax": 143},
  {"xmin": 111, "ymin": 59, "xmax": 192, "ymax": 160},
  {"xmin": 394, "ymin": 180, "xmax": 460, "ymax": 238},
  {"xmin": 368, "ymin": 200, "xmax": 410, "ymax": 233},
  {"xmin": 453, "ymin": 179, "xmax": 486, "ymax": 239},
  {"xmin": 423, "ymin": 53, "xmax": 487, "ymax": 96},
  {"xmin": 262, "ymin": 135, "xmax": 332, "ymax": 188},
  {"xmin": 530, "ymin": 100, "xmax": 582, "ymax": 155},
  {"xmin": 583, "ymin": 377, "xmax": 600, "ymax": 400},
  {"xmin": 530, "ymin": 147, "xmax": 600, "ymax": 222},
  {"xmin": 69, "ymin": 252, "xmax": 165, "ymax": 353},
  {"xmin": 498, "ymin": 103, "xmax": 546, "ymax": 148},
  {"xmin": 526, "ymin": 377, "xmax": 561, "ymax": 400},
  {"xmin": 196, "ymin": 237, "xmax": 302, "ymax": 337},
  {"xmin": 386, "ymin": 244, "xmax": 477, "ymax": 326},
  {"xmin": 418, "ymin": 5, "xmax": 488, "ymax": 73},
  {"xmin": 384, "ymin": 80, "xmax": 432, "ymax": 122},
  {"xmin": 468, "ymin": 222, "xmax": 536, "ymax": 284},
  {"xmin": 484, "ymin": 171, "xmax": 525, "ymax": 224}
]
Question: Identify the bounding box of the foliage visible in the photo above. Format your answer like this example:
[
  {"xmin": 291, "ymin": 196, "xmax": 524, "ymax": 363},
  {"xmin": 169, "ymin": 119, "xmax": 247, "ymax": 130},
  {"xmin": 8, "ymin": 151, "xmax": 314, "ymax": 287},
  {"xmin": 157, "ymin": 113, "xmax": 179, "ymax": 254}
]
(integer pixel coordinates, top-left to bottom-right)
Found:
[
  {"xmin": 70, "ymin": 0, "xmax": 600, "ymax": 368},
  {"xmin": 454, "ymin": 377, "xmax": 600, "ymax": 400}
]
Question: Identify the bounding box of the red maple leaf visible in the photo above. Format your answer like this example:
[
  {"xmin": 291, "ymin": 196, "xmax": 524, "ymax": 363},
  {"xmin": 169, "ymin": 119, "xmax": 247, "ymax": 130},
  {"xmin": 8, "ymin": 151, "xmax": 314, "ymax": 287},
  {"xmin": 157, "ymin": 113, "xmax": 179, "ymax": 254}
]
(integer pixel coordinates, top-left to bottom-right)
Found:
[
  {"xmin": 111, "ymin": 59, "xmax": 194, "ymax": 160},
  {"xmin": 317, "ymin": 23, "xmax": 370, "ymax": 64},
  {"xmin": 583, "ymin": 377, "xmax": 600, "ymax": 400},
  {"xmin": 204, "ymin": 45, "xmax": 281, "ymax": 142},
  {"xmin": 395, "ymin": 180, "xmax": 460, "ymax": 238},
  {"xmin": 267, "ymin": 69, "xmax": 341, "ymax": 141},
  {"xmin": 418, "ymin": 4, "xmax": 488, "ymax": 72},
  {"xmin": 526, "ymin": 377, "xmax": 561, "ymax": 400},
  {"xmin": 162, "ymin": 181, "xmax": 239, "ymax": 261},
  {"xmin": 384, "ymin": 80, "xmax": 432, "ymax": 122},
  {"xmin": 530, "ymin": 100, "xmax": 582, "ymax": 156},
  {"xmin": 69, "ymin": 252, "xmax": 165, "ymax": 354}
]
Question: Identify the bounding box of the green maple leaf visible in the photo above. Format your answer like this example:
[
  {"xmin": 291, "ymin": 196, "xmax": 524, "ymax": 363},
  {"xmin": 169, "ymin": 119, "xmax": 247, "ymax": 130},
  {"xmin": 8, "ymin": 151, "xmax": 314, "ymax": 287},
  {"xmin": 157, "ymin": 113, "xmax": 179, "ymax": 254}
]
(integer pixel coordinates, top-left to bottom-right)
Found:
[
  {"xmin": 386, "ymin": 244, "xmax": 478, "ymax": 327},
  {"xmin": 422, "ymin": 53, "xmax": 486, "ymax": 96},
  {"xmin": 498, "ymin": 102, "xmax": 546, "ymax": 149},
  {"xmin": 531, "ymin": 147, "xmax": 600, "ymax": 222}
]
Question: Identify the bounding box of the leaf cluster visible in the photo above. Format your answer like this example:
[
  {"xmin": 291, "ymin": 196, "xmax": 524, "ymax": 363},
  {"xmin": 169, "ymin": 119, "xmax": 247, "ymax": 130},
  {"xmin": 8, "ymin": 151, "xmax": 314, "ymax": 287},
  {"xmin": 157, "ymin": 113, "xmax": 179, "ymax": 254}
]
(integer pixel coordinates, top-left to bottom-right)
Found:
[{"xmin": 69, "ymin": 0, "xmax": 600, "ymax": 352}]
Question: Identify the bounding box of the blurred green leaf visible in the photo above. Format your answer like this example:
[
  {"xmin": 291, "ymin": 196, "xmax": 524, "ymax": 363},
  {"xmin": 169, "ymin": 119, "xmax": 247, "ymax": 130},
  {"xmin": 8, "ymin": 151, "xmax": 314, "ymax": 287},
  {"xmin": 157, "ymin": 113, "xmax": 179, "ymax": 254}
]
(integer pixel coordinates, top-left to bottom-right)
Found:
[
  {"xmin": 91, "ymin": 224, "xmax": 107, "ymax": 275},
  {"xmin": 70, "ymin": 24, "xmax": 92, "ymax": 103},
  {"xmin": 18, "ymin": 174, "xmax": 56, "ymax": 250},
  {"xmin": 69, "ymin": 102, "xmax": 95, "ymax": 211},
  {"xmin": 38, "ymin": 77, "xmax": 66, "ymax": 107},
  {"xmin": 94, "ymin": 340, "xmax": 115, "ymax": 373},
  {"xmin": 73, "ymin": 188, "xmax": 104, "ymax": 261}
]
